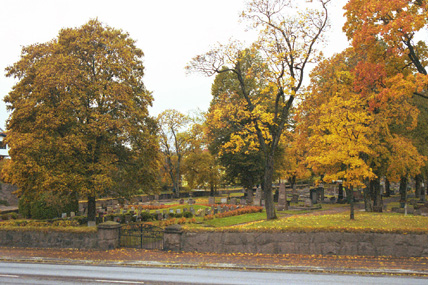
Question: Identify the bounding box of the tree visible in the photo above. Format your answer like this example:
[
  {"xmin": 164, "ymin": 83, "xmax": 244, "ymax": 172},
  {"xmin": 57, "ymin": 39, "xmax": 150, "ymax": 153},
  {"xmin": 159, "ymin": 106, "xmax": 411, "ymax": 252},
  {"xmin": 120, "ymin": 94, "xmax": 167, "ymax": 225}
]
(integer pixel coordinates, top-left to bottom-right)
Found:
[
  {"xmin": 206, "ymin": 66, "xmax": 265, "ymax": 192},
  {"xmin": 4, "ymin": 19, "xmax": 159, "ymax": 222},
  {"xmin": 187, "ymin": 0, "xmax": 330, "ymax": 220},
  {"xmin": 344, "ymin": 0, "xmax": 428, "ymax": 204},
  {"xmin": 157, "ymin": 109, "xmax": 190, "ymax": 197},
  {"xmin": 300, "ymin": 47, "xmax": 426, "ymax": 218},
  {"xmin": 181, "ymin": 117, "xmax": 222, "ymax": 196}
]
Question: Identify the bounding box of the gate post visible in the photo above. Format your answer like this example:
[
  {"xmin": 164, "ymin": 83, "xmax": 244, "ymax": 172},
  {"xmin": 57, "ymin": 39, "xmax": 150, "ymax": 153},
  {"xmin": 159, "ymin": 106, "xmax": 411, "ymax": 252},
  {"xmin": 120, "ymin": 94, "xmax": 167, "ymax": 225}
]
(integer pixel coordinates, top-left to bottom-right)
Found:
[
  {"xmin": 163, "ymin": 224, "xmax": 183, "ymax": 251},
  {"xmin": 97, "ymin": 221, "xmax": 121, "ymax": 250}
]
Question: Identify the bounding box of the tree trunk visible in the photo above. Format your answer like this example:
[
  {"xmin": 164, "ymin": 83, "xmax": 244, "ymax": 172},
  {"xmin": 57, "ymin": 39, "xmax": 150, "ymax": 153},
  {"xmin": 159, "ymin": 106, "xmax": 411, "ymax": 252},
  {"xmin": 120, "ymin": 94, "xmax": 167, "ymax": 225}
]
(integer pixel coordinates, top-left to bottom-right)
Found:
[
  {"xmin": 338, "ymin": 183, "xmax": 344, "ymax": 202},
  {"xmin": 291, "ymin": 175, "xmax": 297, "ymax": 196},
  {"xmin": 363, "ymin": 187, "xmax": 372, "ymax": 212},
  {"xmin": 370, "ymin": 178, "xmax": 382, "ymax": 212},
  {"xmin": 87, "ymin": 195, "xmax": 96, "ymax": 222},
  {"xmin": 263, "ymin": 155, "xmax": 277, "ymax": 220},
  {"xmin": 399, "ymin": 176, "xmax": 407, "ymax": 203},
  {"xmin": 415, "ymin": 174, "xmax": 422, "ymax": 199},
  {"xmin": 384, "ymin": 178, "xmax": 391, "ymax": 197},
  {"xmin": 421, "ymin": 178, "xmax": 426, "ymax": 202},
  {"xmin": 345, "ymin": 186, "xmax": 355, "ymax": 220}
]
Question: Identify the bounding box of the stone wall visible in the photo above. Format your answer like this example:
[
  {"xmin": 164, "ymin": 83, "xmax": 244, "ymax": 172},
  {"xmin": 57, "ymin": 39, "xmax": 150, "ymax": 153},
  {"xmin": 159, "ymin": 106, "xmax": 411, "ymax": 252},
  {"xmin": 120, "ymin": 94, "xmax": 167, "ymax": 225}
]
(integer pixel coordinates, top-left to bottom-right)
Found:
[
  {"xmin": 1, "ymin": 223, "xmax": 427, "ymax": 257},
  {"xmin": 173, "ymin": 230, "xmax": 428, "ymax": 257},
  {"xmin": 0, "ymin": 222, "xmax": 121, "ymax": 250}
]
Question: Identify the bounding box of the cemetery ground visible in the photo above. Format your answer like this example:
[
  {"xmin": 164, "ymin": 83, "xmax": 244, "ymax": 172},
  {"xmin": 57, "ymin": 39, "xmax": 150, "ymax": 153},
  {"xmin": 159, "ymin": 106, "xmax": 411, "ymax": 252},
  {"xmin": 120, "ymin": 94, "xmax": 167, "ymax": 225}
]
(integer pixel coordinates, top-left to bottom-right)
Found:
[{"xmin": 0, "ymin": 187, "xmax": 428, "ymax": 277}]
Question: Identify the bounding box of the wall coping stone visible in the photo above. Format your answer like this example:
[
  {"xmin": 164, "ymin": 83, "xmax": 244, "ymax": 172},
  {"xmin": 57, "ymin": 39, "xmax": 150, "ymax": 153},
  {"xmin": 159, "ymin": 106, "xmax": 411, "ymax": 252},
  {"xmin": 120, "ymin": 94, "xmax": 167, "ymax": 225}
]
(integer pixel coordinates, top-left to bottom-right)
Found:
[
  {"xmin": 97, "ymin": 221, "xmax": 121, "ymax": 229},
  {"xmin": 165, "ymin": 224, "xmax": 183, "ymax": 233}
]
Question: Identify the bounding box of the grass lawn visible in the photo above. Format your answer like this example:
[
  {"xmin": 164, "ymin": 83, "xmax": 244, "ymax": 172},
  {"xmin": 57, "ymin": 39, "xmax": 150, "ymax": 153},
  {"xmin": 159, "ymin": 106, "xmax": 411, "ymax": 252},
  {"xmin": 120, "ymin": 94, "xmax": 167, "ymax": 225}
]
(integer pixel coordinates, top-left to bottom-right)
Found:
[
  {"xmin": 230, "ymin": 212, "xmax": 428, "ymax": 234},
  {"xmin": 185, "ymin": 212, "xmax": 267, "ymax": 229}
]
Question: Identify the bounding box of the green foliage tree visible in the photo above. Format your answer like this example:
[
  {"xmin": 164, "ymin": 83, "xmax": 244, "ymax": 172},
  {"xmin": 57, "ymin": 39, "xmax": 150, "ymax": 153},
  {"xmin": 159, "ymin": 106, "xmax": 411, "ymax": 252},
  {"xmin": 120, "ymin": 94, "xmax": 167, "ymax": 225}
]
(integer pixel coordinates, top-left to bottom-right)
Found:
[
  {"xmin": 206, "ymin": 68, "xmax": 265, "ymax": 192},
  {"xmin": 3, "ymin": 19, "xmax": 159, "ymax": 222}
]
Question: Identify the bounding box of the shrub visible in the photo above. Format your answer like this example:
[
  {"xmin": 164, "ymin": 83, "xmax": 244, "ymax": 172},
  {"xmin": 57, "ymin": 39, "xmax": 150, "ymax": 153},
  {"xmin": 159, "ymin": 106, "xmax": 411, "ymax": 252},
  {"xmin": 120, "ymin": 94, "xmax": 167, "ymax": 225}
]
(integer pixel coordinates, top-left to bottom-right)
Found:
[
  {"xmin": 183, "ymin": 211, "xmax": 193, "ymax": 218},
  {"xmin": 19, "ymin": 191, "xmax": 78, "ymax": 220},
  {"xmin": 73, "ymin": 216, "xmax": 88, "ymax": 225},
  {"xmin": 140, "ymin": 211, "xmax": 153, "ymax": 222}
]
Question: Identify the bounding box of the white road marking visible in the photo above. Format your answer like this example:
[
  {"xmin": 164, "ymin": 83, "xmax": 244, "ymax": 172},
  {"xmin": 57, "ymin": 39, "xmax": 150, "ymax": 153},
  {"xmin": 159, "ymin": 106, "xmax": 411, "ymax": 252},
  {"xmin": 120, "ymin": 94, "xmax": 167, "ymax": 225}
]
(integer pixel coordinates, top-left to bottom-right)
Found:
[
  {"xmin": 0, "ymin": 274, "xmax": 19, "ymax": 278},
  {"xmin": 96, "ymin": 280, "xmax": 145, "ymax": 284}
]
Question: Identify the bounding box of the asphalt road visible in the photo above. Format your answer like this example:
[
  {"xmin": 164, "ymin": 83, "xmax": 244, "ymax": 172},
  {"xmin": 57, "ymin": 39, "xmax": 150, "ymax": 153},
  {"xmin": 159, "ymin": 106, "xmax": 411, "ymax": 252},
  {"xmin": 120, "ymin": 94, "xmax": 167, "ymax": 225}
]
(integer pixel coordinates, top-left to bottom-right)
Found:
[{"xmin": 0, "ymin": 262, "xmax": 427, "ymax": 285}]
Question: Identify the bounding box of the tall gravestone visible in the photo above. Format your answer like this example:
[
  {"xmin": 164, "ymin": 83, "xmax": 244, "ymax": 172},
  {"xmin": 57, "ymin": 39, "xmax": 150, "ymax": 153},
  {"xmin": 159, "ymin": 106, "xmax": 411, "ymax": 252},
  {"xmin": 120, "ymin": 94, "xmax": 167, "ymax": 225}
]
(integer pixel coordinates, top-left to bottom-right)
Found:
[
  {"xmin": 277, "ymin": 183, "xmax": 288, "ymax": 211},
  {"xmin": 254, "ymin": 187, "xmax": 262, "ymax": 206},
  {"xmin": 208, "ymin": 196, "xmax": 215, "ymax": 205},
  {"xmin": 246, "ymin": 189, "xmax": 253, "ymax": 204}
]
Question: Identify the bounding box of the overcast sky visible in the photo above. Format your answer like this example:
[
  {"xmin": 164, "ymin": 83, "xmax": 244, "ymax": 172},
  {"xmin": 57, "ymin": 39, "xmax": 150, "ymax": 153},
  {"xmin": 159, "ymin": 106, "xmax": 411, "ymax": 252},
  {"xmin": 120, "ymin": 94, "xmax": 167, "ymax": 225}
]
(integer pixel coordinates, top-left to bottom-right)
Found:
[{"xmin": 0, "ymin": 0, "xmax": 349, "ymax": 130}]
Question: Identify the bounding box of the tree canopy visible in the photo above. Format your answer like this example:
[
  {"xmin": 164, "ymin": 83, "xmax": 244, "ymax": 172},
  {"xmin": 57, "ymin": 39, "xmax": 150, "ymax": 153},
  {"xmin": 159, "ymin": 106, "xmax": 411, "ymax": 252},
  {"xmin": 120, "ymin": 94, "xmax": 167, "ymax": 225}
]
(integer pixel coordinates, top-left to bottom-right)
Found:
[{"xmin": 3, "ymin": 19, "xmax": 159, "ymax": 221}]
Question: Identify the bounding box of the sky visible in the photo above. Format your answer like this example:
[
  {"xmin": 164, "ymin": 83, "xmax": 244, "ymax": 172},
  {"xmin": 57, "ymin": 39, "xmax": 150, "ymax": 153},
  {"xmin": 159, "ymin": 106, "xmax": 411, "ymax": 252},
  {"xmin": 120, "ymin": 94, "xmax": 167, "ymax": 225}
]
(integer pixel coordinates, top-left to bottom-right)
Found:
[{"xmin": 0, "ymin": 0, "xmax": 349, "ymax": 130}]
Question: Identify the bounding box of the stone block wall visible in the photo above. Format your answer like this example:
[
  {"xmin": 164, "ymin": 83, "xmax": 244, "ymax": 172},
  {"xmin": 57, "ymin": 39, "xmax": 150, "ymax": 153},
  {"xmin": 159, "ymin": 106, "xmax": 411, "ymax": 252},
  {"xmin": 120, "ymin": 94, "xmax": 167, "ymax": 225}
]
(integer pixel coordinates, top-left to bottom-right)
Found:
[
  {"xmin": 0, "ymin": 222, "xmax": 121, "ymax": 250},
  {"xmin": 175, "ymin": 231, "xmax": 428, "ymax": 257}
]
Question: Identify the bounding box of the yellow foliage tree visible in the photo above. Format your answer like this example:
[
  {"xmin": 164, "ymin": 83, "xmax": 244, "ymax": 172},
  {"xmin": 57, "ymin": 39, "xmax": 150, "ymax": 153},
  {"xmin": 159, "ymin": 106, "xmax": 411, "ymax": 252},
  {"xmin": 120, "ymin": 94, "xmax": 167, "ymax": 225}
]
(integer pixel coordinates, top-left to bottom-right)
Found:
[{"xmin": 188, "ymin": 0, "xmax": 330, "ymax": 220}]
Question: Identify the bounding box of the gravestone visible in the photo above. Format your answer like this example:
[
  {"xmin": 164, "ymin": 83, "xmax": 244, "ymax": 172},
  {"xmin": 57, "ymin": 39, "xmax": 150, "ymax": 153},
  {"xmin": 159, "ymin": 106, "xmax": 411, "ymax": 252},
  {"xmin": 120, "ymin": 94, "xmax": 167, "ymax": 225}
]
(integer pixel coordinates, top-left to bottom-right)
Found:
[
  {"xmin": 304, "ymin": 198, "xmax": 313, "ymax": 207},
  {"xmin": 156, "ymin": 210, "xmax": 162, "ymax": 220},
  {"xmin": 230, "ymin": 198, "xmax": 237, "ymax": 205},
  {"xmin": 61, "ymin": 213, "xmax": 67, "ymax": 219},
  {"xmin": 179, "ymin": 199, "xmax": 184, "ymax": 204},
  {"xmin": 187, "ymin": 198, "xmax": 195, "ymax": 205},
  {"xmin": 240, "ymin": 198, "xmax": 247, "ymax": 205},
  {"xmin": 208, "ymin": 197, "xmax": 215, "ymax": 205},
  {"xmin": 190, "ymin": 207, "xmax": 195, "ymax": 215},
  {"xmin": 176, "ymin": 209, "xmax": 182, "ymax": 214},
  {"xmin": 246, "ymin": 189, "xmax": 253, "ymax": 204},
  {"xmin": 277, "ymin": 183, "xmax": 288, "ymax": 211},
  {"xmin": 291, "ymin": 194, "xmax": 299, "ymax": 204},
  {"xmin": 220, "ymin": 198, "xmax": 228, "ymax": 204},
  {"xmin": 254, "ymin": 187, "xmax": 262, "ymax": 206},
  {"xmin": 70, "ymin": 212, "xmax": 75, "ymax": 218},
  {"xmin": 310, "ymin": 188, "xmax": 318, "ymax": 204}
]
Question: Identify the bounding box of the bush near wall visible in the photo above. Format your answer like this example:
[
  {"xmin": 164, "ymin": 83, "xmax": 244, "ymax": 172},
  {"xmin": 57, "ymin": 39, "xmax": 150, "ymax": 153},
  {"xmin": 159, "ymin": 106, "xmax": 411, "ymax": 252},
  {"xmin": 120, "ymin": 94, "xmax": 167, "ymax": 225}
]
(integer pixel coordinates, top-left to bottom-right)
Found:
[{"xmin": 19, "ymin": 192, "xmax": 78, "ymax": 220}]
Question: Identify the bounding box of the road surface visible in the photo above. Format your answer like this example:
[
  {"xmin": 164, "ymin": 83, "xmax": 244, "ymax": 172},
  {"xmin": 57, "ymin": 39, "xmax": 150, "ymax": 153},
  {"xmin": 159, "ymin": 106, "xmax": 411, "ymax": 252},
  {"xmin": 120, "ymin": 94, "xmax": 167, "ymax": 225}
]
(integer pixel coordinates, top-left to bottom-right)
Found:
[{"xmin": 0, "ymin": 262, "xmax": 426, "ymax": 285}]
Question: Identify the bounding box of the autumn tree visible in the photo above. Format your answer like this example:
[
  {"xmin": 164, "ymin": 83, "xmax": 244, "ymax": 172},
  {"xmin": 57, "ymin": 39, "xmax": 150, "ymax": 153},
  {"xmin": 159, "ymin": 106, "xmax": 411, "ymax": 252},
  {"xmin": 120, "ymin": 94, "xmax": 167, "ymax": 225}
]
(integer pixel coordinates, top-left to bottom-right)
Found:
[
  {"xmin": 158, "ymin": 109, "xmax": 191, "ymax": 197},
  {"xmin": 344, "ymin": 0, "xmax": 428, "ymax": 202},
  {"xmin": 3, "ymin": 20, "xmax": 159, "ymax": 222},
  {"xmin": 187, "ymin": 0, "xmax": 330, "ymax": 220},
  {"xmin": 182, "ymin": 120, "xmax": 222, "ymax": 196},
  {"xmin": 300, "ymin": 46, "xmax": 426, "ymax": 218},
  {"xmin": 205, "ymin": 66, "xmax": 265, "ymax": 193}
]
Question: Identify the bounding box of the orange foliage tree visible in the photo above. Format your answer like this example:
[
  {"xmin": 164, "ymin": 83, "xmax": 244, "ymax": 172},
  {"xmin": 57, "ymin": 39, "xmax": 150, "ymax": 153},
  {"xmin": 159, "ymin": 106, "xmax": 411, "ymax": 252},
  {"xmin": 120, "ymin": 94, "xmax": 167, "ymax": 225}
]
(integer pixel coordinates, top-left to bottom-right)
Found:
[{"xmin": 343, "ymin": 0, "xmax": 428, "ymax": 201}]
